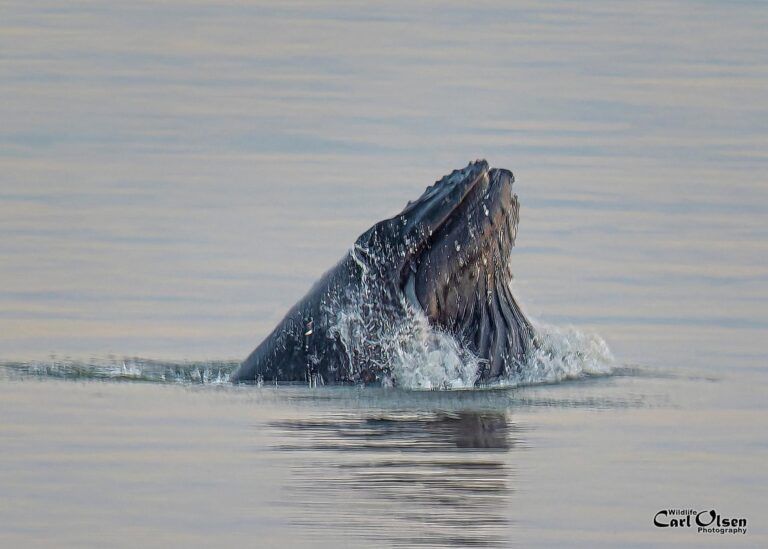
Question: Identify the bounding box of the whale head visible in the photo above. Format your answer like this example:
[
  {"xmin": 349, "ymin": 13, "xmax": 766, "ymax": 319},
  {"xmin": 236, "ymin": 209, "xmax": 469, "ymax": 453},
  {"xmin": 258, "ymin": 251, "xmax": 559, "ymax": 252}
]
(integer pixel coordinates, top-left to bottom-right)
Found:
[{"xmin": 233, "ymin": 160, "xmax": 535, "ymax": 385}]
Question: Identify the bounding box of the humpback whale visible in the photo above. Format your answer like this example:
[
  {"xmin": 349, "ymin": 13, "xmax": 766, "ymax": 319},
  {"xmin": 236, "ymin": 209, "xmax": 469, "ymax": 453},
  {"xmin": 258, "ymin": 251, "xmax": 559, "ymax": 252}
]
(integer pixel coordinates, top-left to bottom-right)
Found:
[{"xmin": 232, "ymin": 160, "xmax": 535, "ymax": 386}]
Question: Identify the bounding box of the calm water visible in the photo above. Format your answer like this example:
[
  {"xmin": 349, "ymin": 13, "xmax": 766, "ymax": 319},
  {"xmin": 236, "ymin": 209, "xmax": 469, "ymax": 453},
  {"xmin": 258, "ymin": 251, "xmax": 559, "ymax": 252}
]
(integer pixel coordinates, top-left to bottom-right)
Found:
[{"xmin": 1, "ymin": 0, "xmax": 767, "ymax": 546}]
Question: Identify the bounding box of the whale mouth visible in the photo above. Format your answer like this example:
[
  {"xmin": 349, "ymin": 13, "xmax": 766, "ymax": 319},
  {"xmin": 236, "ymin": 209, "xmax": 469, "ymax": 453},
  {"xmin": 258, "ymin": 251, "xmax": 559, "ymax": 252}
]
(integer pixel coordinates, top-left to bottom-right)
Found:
[{"xmin": 386, "ymin": 160, "xmax": 530, "ymax": 380}]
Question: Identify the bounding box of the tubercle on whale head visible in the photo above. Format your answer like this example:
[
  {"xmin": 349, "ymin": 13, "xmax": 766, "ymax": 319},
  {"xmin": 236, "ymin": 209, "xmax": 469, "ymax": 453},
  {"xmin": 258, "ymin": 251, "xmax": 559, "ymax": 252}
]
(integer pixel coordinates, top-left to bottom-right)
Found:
[
  {"xmin": 353, "ymin": 160, "xmax": 490, "ymax": 267},
  {"xmin": 400, "ymin": 160, "xmax": 492, "ymax": 239}
]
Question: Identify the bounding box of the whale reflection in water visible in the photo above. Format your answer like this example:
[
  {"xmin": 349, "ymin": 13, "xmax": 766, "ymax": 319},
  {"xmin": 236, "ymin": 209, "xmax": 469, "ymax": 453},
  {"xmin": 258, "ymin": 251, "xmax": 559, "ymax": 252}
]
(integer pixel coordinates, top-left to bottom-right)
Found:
[{"xmin": 269, "ymin": 411, "xmax": 521, "ymax": 547}]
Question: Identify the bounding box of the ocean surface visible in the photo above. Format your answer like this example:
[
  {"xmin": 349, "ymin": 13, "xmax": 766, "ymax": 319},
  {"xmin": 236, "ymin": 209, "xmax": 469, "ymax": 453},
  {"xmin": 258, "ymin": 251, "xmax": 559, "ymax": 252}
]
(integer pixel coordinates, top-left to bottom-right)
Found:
[{"xmin": 1, "ymin": 1, "xmax": 766, "ymax": 547}]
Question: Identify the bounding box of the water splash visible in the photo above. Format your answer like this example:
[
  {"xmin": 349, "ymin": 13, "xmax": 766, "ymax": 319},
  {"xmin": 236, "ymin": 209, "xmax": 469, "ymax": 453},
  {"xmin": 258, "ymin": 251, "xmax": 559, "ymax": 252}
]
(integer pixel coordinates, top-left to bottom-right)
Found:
[
  {"xmin": 327, "ymin": 290, "xmax": 479, "ymax": 390},
  {"xmin": 500, "ymin": 321, "xmax": 615, "ymax": 387},
  {"xmin": 384, "ymin": 316, "xmax": 615, "ymax": 390},
  {"xmin": 382, "ymin": 308, "xmax": 481, "ymax": 390},
  {"xmin": 0, "ymin": 357, "xmax": 238, "ymax": 384}
]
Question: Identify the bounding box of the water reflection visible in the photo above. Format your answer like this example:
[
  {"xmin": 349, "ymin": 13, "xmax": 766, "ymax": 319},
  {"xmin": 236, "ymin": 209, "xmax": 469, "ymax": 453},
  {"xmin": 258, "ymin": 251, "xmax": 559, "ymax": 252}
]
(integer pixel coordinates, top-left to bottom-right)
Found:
[{"xmin": 270, "ymin": 410, "xmax": 519, "ymax": 547}]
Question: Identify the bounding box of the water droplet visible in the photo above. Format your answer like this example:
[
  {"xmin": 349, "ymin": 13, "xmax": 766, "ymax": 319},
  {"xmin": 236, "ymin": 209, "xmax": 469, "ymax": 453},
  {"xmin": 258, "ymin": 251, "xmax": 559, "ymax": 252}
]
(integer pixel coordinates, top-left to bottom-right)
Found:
[
  {"xmin": 454, "ymin": 241, "xmax": 461, "ymax": 251},
  {"xmin": 483, "ymin": 204, "xmax": 489, "ymax": 216}
]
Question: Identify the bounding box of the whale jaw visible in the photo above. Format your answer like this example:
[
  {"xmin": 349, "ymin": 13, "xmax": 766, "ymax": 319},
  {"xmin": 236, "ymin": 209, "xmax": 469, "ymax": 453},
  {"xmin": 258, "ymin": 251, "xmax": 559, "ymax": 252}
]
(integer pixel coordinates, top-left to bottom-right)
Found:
[{"xmin": 391, "ymin": 161, "xmax": 534, "ymax": 380}]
